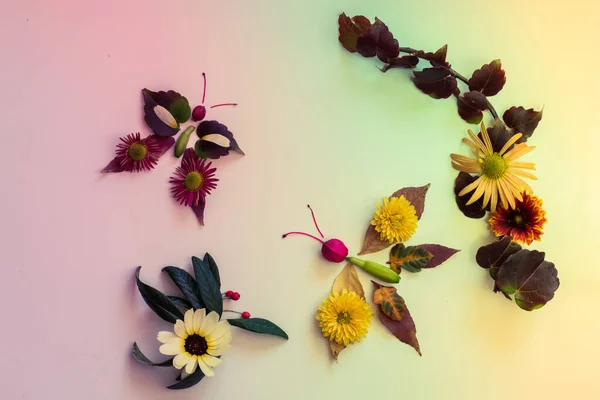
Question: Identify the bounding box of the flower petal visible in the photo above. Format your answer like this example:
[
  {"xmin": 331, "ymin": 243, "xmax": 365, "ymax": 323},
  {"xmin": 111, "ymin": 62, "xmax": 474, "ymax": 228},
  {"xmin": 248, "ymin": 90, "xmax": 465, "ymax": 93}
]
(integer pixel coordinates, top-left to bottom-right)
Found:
[
  {"xmin": 191, "ymin": 196, "xmax": 207, "ymax": 226},
  {"xmin": 160, "ymin": 343, "xmax": 184, "ymax": 356},
  {"xmin": 498, "ymin": 133, "xmax": 523, "ymax": 156},
  {"xmin": 208, "ymin": 321, "xmax": 232, "ymax": 341},
  {"xmin": 174, "ymin": 320, "xmax": 188, "ymax": 339},
  {"xmin": 200, "ymin": 311, "xmax": 220, "ymax": 336},
  {"xmin": 184, "ymin": 309, "xmax": 195, "ymax": 335},
  {"xmin": 193, "ymin": 308, "xmax": 206, "ymax": 332},
  {"xmin": 208, "ymin": 344, "xmax": 231, "ymax": 356},
  {"xmin": 173, "ymin": 353, "xmax": 192, "ymax": 369},
  {"xmin": 479, "ymin": 122, "xmax": 494, "ymax": 154},
  {"xmin": 458, "ymin": 175, "xmax": 483, "ymax": 197},
  {"xmin": 201, "ymin": 354, "xmax": 223, "ymax": 367},
  {"xmin": 185, "ymin": 356, "xmax": 198, "ymax": 375},
  {"xmin": 157, "ymin": 331, "xmax": 178, "ymax": 344},
  {"xmin": 197, "ymin": 357, "xmax": 215, "ymax": 377},
  {"xmin": 490, "ymin": 180, "xmax": 499, "ymax": 212},
  {"xmin": 101, "ymin": 157, "xmax": 125, "ymax": 174}
]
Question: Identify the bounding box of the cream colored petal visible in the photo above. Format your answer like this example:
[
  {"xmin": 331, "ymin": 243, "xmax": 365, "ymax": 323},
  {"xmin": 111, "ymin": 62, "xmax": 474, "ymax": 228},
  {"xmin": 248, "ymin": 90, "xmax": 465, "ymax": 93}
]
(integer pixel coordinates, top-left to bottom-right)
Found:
[
  {"xmin": 174, "ymin": 320, "xmax": 188, "ymax": 339},
  {"xmin": 504, "ymin": 143, "xmax": 536, "ymax": 161},
  {"xmin": 490, "ymin": 181, "xmax": 498, "ymax": 212},
  {"xmin": 509, "ymin": 161, "xmax": 536, "ymax": 170},
  {"xmin": 496, "ymin": 180, "xmax": 509, "ymax": 209},
  {"xmin": 498, "ymin": 133, "xmax": 523, "ymax": 156},
  {"xmin": 180, "ymin": 370, "xmax": 190, "ymax": 380},
  {"xmin": 199, "ymin": 311, "xmax": 220, "ymax": 336},
  {"xmin": 479, "ymin": 122, "xmax": 494, "ymax": 154},
  {"xmin": 184, "ymin": 309, "xmax": 195, "ymax": 335},
  {"xmin": 208, "ymin": 344, "xmax": 231, "ymax": 357},
  {"xmin": 458, "ymin": 176, "xmax": 483, "ymax": 197},
  {"xmin": 481, "ymin": 178, "xmax": 491, "ymax": 208},
  {"xmin": 160, "ymin": 343, "xmax": 184, "ymax": 356},
  {"xmin": 197, "ymin": 357, "xmax": 215, "ymax": 377},
  {"xmin": 173, "ymin": 353, "xmax": 192, "ymax": 370},
  {"xmin": 208, "ymin": 321, "xmax": 232, "ymax": 341},
  {"xmin": 465, "ymin": 177, "xmax": 487, "ymax": 205},
  {"xmin": 185, "ymin": 356, "xmax": 198, "ymax": 375},
  {"xmin": 498, "ymin": 179, "xmax": 516, "ymax": 209},
  {"xmin": 462, "ymin": 138, "xmax": 479, "ymax": 154},
  {"xmin": 208, "ymin": 332, "xmax": 232, "ymax": 348},
  {"xmin": 505, "ymin": 173, "xmax": 534, "ymax": 195},
  {"xmin": 202, "ymin": 355, "xmax": 223, "ymax": 367},
  {"xmin": 468, "ymin": 129, "xmax": 490, "ymax": 155},
  {"xmin": 193, "ymin": 309, "xmax": 206, "ymax": 332},
  {"xmin": 157, "ymin": 331, "xmax": 178, "ymax": 344},
  {"xmin": 510, "ymin": 168, "xmax": 538, "ymax": 180}
]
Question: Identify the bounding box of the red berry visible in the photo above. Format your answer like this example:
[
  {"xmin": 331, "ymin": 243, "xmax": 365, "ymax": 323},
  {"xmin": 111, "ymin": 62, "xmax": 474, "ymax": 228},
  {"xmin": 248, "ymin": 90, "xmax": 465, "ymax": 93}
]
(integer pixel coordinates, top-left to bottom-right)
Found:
[
  {"xmin": 230, "ymin": 292, "xmax": 240, "ymax": 301},
  {"xmin": 225, "ymin": 290, "xmax": 234, "ymax": 297},
  {"xmin": 241, "ymin": 311, "xmax": 251, "ymax": 319}
]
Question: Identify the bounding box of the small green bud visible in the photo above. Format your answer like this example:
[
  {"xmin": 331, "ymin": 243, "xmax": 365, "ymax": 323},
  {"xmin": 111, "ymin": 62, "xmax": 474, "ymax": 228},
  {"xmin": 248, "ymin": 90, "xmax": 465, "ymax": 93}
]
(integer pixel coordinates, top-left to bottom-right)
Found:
[{"xmin": 346, "ymin": 256, "xmax": 400, "ymax": 283}]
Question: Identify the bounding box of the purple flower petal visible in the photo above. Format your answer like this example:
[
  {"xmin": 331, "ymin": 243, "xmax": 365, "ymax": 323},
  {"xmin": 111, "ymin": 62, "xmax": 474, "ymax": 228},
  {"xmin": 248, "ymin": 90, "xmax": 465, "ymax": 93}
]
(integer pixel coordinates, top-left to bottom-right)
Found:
[
  {"xmin": 151, "ymin": 135, "xmax": 175, "ymax": 156},
  {"xmin": 101, "ymin": 157, "xmax": 124, "ymax": 173},
  {"xmin": 191, "ymin": 196, "xmax": 206, "ymax": 226}
]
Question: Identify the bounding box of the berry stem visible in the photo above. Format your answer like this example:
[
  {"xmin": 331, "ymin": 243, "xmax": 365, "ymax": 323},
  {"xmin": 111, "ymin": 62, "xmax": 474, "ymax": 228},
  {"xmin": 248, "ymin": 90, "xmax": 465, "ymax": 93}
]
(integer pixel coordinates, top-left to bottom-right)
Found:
[
  {"xmin": 307, "ymin": 204, "xmax": 325, "ymax": 238},
  {"xmin": 223, "ymin": 309, "xmax": 242, "ymax": 314},
  {"xmin": 210, "ymin": 103, "xmax": 238, "ymax": 109},
  {"xmin": 202, "ymin": 73, "xmax": 207, "ymax": 104},
  {"xmin": 282, "ymin": 231, "xmax": 324, "ymax": 243}
]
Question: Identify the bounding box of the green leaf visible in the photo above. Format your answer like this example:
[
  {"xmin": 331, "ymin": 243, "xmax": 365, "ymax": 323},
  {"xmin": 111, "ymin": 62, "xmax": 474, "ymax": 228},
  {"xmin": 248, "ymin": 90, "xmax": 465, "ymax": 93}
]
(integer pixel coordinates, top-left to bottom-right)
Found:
[
  {"xmin": 389, "ymin": 243, "xmax": 432, "ymax": 273},
  {"xmin": 192, "ymin": 256, "xmax": 223, "ymax": 316},
  {"xmin": 169, "ymin": 97, "xmax": 191, "ymax": 123},
  {"xmin": 167, "ymin": 296, "xmax": 192, "ymax": 309},
  {"xmin": 135, "ymin": 267, "xmax": 184, "ymax": 323},
  {"xmin": 203, "ymin": 253, "xmax": 221, "ymax": 286},
  {"xmin": 132, "ymin": 342, "xmax": 173, "ymax": 367},
  {"xmin": 372, "ymin": 282, "xmax": 406, "ymax": 320},
  {"xmin": 167, "ymin": 368, "xmax": 205, "ymax": 390},
  {"xmin": 227, "ymin": 318, "xmax": 289, "ymax": 339},
  {"xmin": 496, "ymin": 250, "xmax": 560, "ymax": 311},
  {"xmin": 162, "ymin": 266, "xmax": 204, "ymax": 309}
]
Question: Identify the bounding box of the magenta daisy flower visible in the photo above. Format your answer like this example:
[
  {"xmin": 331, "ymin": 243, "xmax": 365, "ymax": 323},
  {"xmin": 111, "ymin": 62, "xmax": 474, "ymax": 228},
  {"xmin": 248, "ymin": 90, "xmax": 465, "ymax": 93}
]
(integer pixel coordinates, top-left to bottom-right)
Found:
[
  {"xmin": 101, "ymin": 132, "xmax": 174, "ymax": 173},
  {"xmin": 170, "ymin": 148, "xmax": 219, "ymax": 225}
]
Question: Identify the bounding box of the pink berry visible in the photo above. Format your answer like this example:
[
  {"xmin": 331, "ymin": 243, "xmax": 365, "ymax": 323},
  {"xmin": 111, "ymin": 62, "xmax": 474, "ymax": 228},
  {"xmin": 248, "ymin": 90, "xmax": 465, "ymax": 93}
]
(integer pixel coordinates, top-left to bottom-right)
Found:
[
  {"xmin": 230, "ymin": 292, "xmax": 240, "ymax": 301},
  {"xmin": 225, "ymin": 290, "xmax": 234, "ymax": 297},
  {"xmin": 192, "ymin": 105, "xmax": 207, "ymax": 122},
  {"xmin": 241, "ymin": 311, "xmax": 251, "ymax": 319}
]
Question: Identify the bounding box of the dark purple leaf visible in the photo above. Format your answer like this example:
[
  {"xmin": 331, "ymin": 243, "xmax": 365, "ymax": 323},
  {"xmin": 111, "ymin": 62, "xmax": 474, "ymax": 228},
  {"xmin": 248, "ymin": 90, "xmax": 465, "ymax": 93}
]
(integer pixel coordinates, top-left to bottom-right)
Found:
[
  {"xmin": 195, "ymin": 120, "xmax": 244, "ymax": 160},
  {"xmin": 373, "ymin": 282, "xmax": 421, "ymax": 356},
  {"xmin": 381, "ymin": 55, "xmax": 419, "ymax": 72},
  {"xmin": 416, "ymin": 45, "xmax": 449, "ymax": 68},
  {"xmin": 476, "ymin": 237, "xmax": 522, "ymax": 281},
  {"xmin": 142, "ymin": 89, "xmax": 180, "ymax": 137},
  {"xmin": 418, "ymin": 244, "xmax": 460, "ymax": 268},
  {"xmin": 454, "ymin": 172, "xmax": 485, "ymax": 219},
  {"xmin": 338, "ymin": 13, "xmax": 371, "ymax": 53},
  {"xmin": 101, "ymin": 157, "xmax": 124, "ymax": 174},
  {"xmin": 468, "ymin": 60, "xmax": 506, "ymax": 96},
  {"xmin": 503, "ymin": 106, "xmax": 543, "ymax": 139},
  {"xmin": 457, "ymin": 91, "xmax": 488, "ymax": 124},
  {"xmin": 355, "ymin": 18, "xmax": 399, "ymax": 62},
  {"xmin": 496, "ymin": 250, "xmax": 559, "ymax": 311},
  {"xmin": 191, "ymin": 196, "xmax": 206, "ymax": 226},
  {"xmin": 412, "ymin": 67, "xmax": 459, "ymax": 99}
]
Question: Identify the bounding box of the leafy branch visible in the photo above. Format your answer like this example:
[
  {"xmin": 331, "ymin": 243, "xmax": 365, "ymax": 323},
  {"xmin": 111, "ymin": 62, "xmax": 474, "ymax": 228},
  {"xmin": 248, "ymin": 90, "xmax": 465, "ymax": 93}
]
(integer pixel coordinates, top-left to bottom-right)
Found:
[{"xmin": 338, "ymin": 13, "xmax": 542, "ymax": 132}]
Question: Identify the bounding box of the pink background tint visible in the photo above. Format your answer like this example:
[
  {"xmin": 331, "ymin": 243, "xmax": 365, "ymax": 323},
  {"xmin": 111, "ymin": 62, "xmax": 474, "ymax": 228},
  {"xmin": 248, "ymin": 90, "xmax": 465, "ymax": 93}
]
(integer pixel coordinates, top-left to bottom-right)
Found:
[{"xmin": 1, "ymin": 0, "xmax": 599, "ymax": 399}]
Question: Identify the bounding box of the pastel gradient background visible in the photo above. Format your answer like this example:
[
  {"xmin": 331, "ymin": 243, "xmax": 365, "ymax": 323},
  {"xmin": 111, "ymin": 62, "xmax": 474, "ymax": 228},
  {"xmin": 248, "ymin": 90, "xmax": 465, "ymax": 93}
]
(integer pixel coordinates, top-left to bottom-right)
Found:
[{"xmin": 1, "ymin": 0, "xmax": 598, "ymax": 399}]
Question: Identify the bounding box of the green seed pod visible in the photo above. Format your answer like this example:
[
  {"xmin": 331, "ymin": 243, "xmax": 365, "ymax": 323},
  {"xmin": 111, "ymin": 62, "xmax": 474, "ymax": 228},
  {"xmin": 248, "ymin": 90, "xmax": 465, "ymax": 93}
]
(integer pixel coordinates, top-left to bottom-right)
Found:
[
  {"xmin": 174, "ymin": 126, "xmax": 196, "ymax": 158},
  {"xmin": 346, "ymin": 257, "xmax": 400, "ymax": 283}
]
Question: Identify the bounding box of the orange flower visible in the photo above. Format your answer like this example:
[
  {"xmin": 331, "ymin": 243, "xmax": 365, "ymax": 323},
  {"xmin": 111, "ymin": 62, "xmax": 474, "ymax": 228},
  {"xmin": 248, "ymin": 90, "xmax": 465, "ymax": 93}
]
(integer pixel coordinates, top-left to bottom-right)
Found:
[{"xmin": 489, "ymin": 192, "xmax": 547, "ymax": 245}]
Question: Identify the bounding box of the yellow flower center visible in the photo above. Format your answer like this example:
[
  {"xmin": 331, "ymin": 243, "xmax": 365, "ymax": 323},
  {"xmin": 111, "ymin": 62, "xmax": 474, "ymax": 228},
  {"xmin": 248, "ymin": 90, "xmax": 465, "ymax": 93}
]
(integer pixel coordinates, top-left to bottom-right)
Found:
[
  {"xmin": 337, "ymin": 311, "xmax": 351, "ymax": 324},
  {"xmin": 481, "ymin": 153, "xmax": 508, "ymax": 179},
  {"xmin": 127, "ymin": 143, "xmax": 148, "ymax": 161},
  {"xmin": 184, "ymin": 334, "xmax": 208, "ymax": 356},
  {"xmin": 184, "ymin": 171, "xmax": 204, "ymax": 191}
]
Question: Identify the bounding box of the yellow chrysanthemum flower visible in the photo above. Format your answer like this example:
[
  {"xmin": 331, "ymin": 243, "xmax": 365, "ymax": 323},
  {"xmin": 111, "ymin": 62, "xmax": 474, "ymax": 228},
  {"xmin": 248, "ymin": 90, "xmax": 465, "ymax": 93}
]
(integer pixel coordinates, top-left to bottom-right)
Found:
[
  {"xmin": 316, "ymin": 289, "xmax": 373, "ymax": 346},
  {"xmin": 157, "ymin": 308, "xmax": 232, "ymax": 378},
  {"xmin": 450, "ymin": 122, "xmax": 537, "ymax": 212},
  {"xmin": 371, "ymin": 196, "xmax": 418, "ymax": 244}
]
